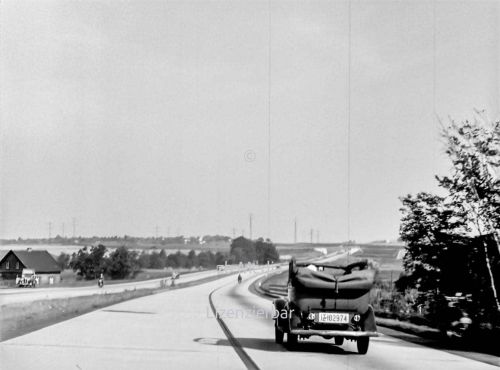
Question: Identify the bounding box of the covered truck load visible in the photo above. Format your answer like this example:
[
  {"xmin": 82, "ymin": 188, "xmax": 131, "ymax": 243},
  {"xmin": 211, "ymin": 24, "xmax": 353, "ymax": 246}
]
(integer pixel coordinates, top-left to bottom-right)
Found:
[{"xmin": 273, "ymin": 258, "xmax": 378, "ymax": 354}]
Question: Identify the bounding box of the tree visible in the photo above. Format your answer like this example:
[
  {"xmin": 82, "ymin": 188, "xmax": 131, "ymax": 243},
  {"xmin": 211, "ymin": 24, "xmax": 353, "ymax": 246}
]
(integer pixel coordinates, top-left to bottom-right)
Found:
[
  {"xmin": 186, "ymin": 250, "xmax": 198, "ymax": 268},
  {"xmin": 106, "ymin": 246, "xmax": 139, "ymax": 279},
  {"xmin": 399, "ymin": 113, "xmax": 500, "ymax": 314},
  {"xmin": 438, "ymin": 114, "xmax": 500, "ymax": 310},
  {"xmin": 56, "ymin": 252, "xmax": 71, "ymax": 270},
  {"xmin": 255, "ymin": 238, "xmax": 279, "ymax": 264},
  {"xmin": 230, "ymin": 236, "xmax": 279, "ymax": 264},
  {"xmin": 138, "ymin": 251, "xmax": 151, "ymax": 269},
  {"xmin": 214, "ymin": 251, "xmax": 226, "ymax": 266},
  {"xmin": 70, "ymin": 244, "xmax": 108, "ymax": 280},
  {"xmin": 150, "ymin": 250, "xmax": 166, "ymax": 269},
  {"xmin": 230, "ymin": 236, "xmax": 256, "ymax": 263}
]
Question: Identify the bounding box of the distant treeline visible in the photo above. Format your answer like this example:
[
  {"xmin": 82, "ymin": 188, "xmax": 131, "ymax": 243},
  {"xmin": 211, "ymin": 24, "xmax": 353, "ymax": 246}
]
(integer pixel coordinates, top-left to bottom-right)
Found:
[
  {"xmin": 57, "ymin": 245, "xmax": 229, "ymax": 280},
  {"xmin": 57, "ymin": 236, "xmax": 279, "ymax": 280},
  {"xmin": 3, "ymin": 234, "xmax": 231, "ymax": 246}
]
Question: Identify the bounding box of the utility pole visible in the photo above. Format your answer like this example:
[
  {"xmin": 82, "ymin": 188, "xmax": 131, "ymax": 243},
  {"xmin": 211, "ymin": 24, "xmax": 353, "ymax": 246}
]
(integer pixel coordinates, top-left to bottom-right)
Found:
[
  {"xmin": 249, "ymin": 214, "xmax": 253, "ymax": 240},
  {"xmin": 294, "ymin": 218, "xmax": 297, "ymax": 244}
]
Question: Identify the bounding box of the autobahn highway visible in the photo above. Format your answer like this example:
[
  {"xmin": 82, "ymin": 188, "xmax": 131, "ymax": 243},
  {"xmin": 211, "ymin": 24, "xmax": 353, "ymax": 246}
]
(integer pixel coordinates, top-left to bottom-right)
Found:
[{"xmin": 0, "ymin": 271, "xmax": 498, "ymax": 369}]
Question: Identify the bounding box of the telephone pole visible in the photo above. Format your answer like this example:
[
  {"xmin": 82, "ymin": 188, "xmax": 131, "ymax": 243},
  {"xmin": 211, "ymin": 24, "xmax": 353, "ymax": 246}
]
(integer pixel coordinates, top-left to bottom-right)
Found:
[
  {"xmin": 294, "ymin": 218, "xmax": 297, "ymax": 244},
  {"xmin": 249, "ymin": 214, "xmax": 253, "ymax": 240}
]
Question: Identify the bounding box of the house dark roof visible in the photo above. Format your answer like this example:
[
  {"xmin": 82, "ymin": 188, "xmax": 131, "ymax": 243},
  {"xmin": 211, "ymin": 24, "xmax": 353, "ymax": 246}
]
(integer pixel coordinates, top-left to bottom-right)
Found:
[{"xmin": 3, "ymin": 250, "xmax": 61, "ymax": 273}]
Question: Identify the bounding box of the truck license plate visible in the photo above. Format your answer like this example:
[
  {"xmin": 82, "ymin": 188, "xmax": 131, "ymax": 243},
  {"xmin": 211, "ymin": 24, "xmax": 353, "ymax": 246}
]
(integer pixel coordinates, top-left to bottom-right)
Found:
[{"xmin": 318, "ymin": 312, "xmax": 349, "ymax": 324}]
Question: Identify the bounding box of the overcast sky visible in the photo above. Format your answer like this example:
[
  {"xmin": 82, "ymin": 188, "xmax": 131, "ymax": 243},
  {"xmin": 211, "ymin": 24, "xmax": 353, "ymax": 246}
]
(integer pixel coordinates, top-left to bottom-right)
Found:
[{"xmin": 1, "ymin": 0, "xmax": 499, "ymax": 242}]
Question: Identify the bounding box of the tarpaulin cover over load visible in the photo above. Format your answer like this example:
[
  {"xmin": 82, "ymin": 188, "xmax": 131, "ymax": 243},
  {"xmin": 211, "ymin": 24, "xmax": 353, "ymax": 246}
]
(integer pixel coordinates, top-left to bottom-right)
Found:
[{"xmin": 289, "ymin": 260, "xmax": 376, "ymax": 293}]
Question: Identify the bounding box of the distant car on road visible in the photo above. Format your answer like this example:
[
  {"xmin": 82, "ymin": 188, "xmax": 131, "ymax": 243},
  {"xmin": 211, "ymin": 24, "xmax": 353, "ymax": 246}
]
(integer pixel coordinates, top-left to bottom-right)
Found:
[{"xmin": 273, "ymin": 259, "xmax": 378, "ymax": 354}]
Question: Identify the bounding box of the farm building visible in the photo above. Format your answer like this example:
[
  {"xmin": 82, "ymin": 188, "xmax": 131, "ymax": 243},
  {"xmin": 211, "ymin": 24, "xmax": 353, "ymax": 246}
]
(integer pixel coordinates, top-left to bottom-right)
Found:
[{"xmin": 0, "ymin": 249, "xmax": 61, "ymax": 285}]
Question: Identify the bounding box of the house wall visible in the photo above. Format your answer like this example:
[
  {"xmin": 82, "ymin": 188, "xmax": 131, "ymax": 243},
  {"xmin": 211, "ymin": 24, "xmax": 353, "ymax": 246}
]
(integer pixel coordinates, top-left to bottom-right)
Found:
[
  {"xmin": 36, "ymin": 273, "xmax": 61, "ymax": 285},
  {"xmin": 0, "ymin": 253, "xmax": 23, "ymax": 280}
]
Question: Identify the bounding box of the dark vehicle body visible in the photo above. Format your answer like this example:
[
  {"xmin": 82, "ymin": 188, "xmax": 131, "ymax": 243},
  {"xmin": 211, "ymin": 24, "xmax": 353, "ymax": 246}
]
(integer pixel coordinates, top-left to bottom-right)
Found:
[{"xmin": 273, "ymin": 259, "xmax": 378, "ymax": 354}]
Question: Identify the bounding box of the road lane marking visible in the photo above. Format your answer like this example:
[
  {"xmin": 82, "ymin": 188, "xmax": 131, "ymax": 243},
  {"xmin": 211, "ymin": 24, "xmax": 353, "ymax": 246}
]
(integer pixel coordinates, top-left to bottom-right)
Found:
[
  {"xmin": 209, "ymin": 282, "xmax": 261, "ymax": 370},
  {"xmin": 101, "ymin": 309, "xmax": 156, "ymax": 315}
]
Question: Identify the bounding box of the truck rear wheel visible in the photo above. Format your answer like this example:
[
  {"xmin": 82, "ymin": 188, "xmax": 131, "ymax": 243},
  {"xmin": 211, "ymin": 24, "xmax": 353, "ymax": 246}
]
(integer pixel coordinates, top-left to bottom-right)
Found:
[
  {"xmin": 287, "ymin": 333, "xmax": 298, "ymax": 348},
  {"xmin": 275, "ymin": 324, "xmax": 284, "ymax": 344},
  {"xmin": 357, "ymin": 337, "xmax": 369, "ymax": 354}
]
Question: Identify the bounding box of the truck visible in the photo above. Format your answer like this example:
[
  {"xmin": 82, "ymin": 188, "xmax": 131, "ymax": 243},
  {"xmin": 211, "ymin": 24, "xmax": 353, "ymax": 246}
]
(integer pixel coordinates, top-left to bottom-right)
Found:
[
  {"xmin": 273, "ymin": 258, "xmax": 378, "ymax": 354},
  {"xmin": 16, "ymin": 268, "xmax": 38, "ymax": 288}
]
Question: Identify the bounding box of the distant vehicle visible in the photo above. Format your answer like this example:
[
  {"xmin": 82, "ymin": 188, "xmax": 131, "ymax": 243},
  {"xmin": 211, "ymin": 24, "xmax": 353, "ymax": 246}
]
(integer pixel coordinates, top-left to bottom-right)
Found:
[
  {"xmin": 237, "ymin": 274, "xmax": 242, "ymax": 284},
  {"xmin": 216, "ymin": 265, "xmax": 225, "ymax": 271},
  {"xmin": 273, "ymin": 259, "xmax": 378, "ymax": 354},
  {"xmin": 16, "ymin": 268, "xmax": 38, "ymax": 288}
]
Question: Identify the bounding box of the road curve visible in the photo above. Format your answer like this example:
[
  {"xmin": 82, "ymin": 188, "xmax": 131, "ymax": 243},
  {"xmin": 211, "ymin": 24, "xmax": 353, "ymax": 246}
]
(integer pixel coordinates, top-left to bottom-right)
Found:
[{"xmin": 1, "ymin": 270, "xmax": 498, "ymax": 369}]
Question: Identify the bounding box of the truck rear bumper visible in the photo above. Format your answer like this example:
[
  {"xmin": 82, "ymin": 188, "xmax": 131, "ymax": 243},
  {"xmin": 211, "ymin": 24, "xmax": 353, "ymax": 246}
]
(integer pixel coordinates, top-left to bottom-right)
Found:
[{"xmin": 290, "ymin": 329, "xmax": 378, "ymax": 338}]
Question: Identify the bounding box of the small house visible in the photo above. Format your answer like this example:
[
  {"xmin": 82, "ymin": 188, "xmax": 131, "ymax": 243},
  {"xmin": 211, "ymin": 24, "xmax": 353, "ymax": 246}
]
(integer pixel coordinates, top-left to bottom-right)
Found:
[{"xmin": 0, "ymin": 249, "xmax": 61, "ymax": 285}]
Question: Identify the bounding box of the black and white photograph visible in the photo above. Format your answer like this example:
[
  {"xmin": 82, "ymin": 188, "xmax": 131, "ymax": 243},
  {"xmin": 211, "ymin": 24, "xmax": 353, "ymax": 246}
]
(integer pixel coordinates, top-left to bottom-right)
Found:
[{"xmin": 0, "ymin": 0, "xmax": 499, "ymax": 369}]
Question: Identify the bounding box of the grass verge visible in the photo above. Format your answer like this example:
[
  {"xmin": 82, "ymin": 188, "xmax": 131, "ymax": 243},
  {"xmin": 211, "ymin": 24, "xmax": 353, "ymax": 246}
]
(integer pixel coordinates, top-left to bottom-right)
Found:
[{"xmin": 0, "ymin": 271, "xmax": 235, "ymax": 342}]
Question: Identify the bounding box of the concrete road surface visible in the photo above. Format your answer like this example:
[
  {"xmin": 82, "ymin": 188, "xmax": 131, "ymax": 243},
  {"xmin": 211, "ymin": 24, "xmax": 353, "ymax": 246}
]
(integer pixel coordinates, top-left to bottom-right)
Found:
[{"xmin": 1, "ymin": 271, "xmax": 498, "ymax": 369}]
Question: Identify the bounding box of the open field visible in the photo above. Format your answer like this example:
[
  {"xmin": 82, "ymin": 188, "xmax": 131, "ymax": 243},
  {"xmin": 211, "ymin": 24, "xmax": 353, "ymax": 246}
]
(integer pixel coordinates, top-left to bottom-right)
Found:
[
  {"xmin": 356, "ymin": 243, "xmax": 405, "ymax": 282},
  {"xmin": 275, "ymin": 243, "xmax": 343, "ymax": 261}
]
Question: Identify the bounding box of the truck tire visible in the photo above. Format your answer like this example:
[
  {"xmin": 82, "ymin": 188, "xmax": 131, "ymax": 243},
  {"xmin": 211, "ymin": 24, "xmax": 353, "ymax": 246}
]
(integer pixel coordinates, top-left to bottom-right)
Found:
[
  {"xmin": 275, "ymin": 324, "xmax": 284, "ymax": 344},
  {"xmin": 287, "ymin": 333, "xmax": 298, "ymax": 348},
  {"xmin": 357, "ymin": 337, "xmax": 369, "ymax": 354}
]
